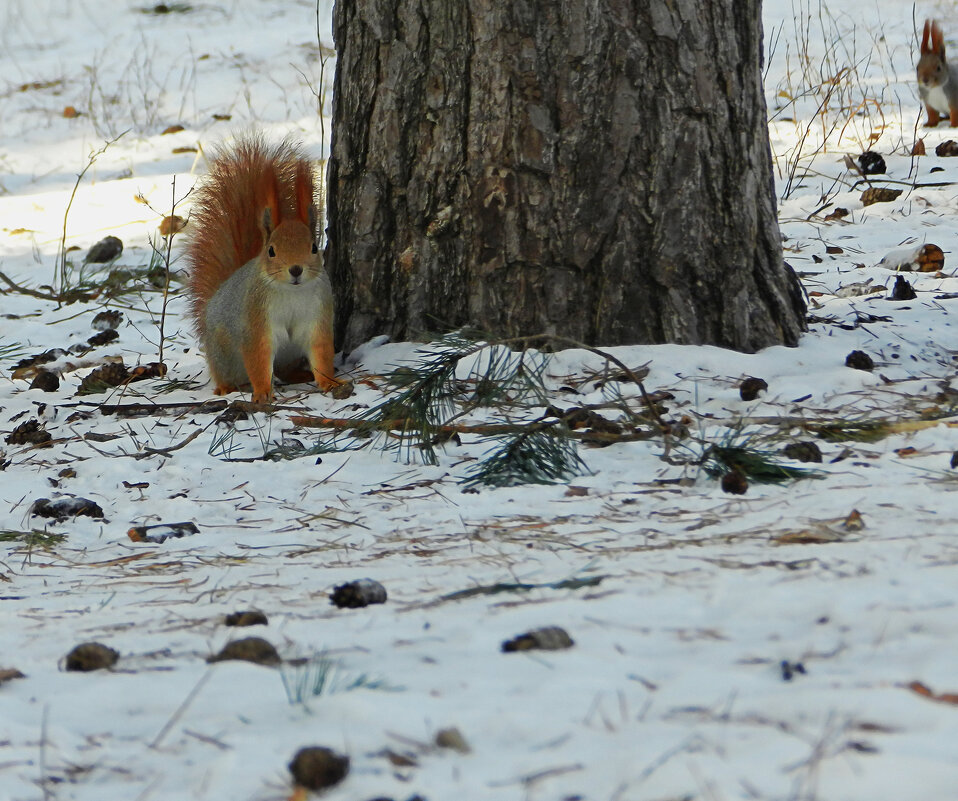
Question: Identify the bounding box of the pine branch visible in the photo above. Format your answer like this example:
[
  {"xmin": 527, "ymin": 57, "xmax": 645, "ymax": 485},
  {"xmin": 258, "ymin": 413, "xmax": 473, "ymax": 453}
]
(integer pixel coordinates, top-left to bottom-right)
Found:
[
  {"xmin": 460, "ymin": 422, "xmax": 592, "ymax": 489},
  {"xmin": 702, "ymin": 444, "xmax": 820, "ymax": 483},
  {"xmin": 357, "ymin": 330, "xmax": 480, "ymax": 464},
  {"xmin": 306, "ymin": 330, "xmax": 657, "ymax": 483},
  {"xmin": 497, "ymin": 333, "xmax": 670, "ymax": 433},
  {"xmin": 320, "ymin": 330, "xmax": 555, "ymax": 464}
]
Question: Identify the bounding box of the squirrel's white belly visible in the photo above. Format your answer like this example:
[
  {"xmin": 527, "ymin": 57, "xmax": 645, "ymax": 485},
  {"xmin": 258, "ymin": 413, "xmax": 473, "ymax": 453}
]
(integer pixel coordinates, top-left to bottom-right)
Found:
[
  {"xmin": 267, "ymin": 276, "xmax": 333, "ymax": 363},
  {"xmin": 922, "ymin": 83, "xmax": 951, "ymax": 114}
]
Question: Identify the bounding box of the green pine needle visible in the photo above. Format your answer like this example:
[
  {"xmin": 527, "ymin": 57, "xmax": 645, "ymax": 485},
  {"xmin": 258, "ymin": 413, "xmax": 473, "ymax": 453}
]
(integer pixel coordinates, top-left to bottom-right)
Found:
[
  {"xmin": 461, "ymin": 425, "xmax": 591, "ymax": 488},
  {"xmin": 703, "ymin": 444, "xmax": 820, "ymax": 483},
  {"xmin": 314, "ymin": 331, "xmax": 589, "ymax": 485},
  {"xmin": 808, "ymin": 421, "xmax": 890, "ymax": 442},
  {"xmin": 279, "ymin": 654, "xmax": 398, "ymax": 705},
  {"xmin": 0, "ymin": 530, "xmax": 67, "ymax": 548},
  {"xmin": 359, "ymin": 331, "xmax": 479, "ymax": 464},
  {"xmin": 329, "ymin": 330, "xmax": 552, "ymax": 466}
]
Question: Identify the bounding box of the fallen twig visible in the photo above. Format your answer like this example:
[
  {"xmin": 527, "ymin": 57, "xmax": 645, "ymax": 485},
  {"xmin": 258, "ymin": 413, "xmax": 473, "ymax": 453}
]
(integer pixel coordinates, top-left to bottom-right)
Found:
[{"xmin": 289, "ymin": 413, "xmax": 653, "ymax": 445}]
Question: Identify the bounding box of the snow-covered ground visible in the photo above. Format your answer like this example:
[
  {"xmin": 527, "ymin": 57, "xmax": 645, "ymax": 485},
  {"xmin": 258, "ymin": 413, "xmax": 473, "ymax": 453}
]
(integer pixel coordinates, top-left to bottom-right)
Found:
[{"xmin": 2, "ymin": 1, "xmax": 958, "ymax": 799}]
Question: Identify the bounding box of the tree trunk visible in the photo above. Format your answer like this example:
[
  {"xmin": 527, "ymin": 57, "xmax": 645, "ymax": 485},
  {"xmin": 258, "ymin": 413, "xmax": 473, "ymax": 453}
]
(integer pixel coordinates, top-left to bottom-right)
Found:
[{"xmin": 326, "ymin": 0, "xmax": 805, "ymax": 353}]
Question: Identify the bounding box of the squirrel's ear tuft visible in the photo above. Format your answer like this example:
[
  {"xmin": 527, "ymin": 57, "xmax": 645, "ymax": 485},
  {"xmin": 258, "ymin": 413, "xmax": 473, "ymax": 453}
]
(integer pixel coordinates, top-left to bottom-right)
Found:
[
  {"xmin": 295, "ymin": 162, "xmax": 315, "ymax": 228},
  {"xmin": 261, "ymin": 206, "xmax": 274, "ymax": 237},
  {"xmin": 932, "ymin": 21, "xmax": 946, "ymax": 53},
  {"xmin": 264, "ymin": 168, "xmax": 281, "ymax": 229}
]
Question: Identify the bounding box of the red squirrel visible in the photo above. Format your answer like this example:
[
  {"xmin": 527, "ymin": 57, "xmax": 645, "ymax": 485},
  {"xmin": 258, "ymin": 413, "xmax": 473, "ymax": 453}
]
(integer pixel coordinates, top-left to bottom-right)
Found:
[
  {"xmin": 918, "ymin": 20, "xmax": 958, "ymax": 127},
  {"xmin": 185, "ymin": 136, "xmax": 338, "ymax": 403}
]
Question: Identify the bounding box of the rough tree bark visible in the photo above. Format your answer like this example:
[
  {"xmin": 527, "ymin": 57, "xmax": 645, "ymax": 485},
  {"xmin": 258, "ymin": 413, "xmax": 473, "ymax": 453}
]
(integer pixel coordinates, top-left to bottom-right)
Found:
[{"xmin": 326, "ymin": 0, "xmax": 806, "ymax": 353}]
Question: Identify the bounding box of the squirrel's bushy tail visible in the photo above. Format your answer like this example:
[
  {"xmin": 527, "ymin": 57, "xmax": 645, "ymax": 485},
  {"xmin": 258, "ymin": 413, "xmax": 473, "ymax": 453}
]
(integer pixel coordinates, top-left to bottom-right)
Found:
[{"xmin": 185, "ymin": 135, "xmax": 316, "ymax": 337}]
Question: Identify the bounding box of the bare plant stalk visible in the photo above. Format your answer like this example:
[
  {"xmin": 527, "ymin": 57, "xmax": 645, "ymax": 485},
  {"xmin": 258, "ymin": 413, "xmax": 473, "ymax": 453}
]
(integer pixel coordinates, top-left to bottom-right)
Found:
[
  {"xmin": 770, "ymin": 1, "xmax": 901, "ymax": 200},
  {"xmin": 56, "ymin": 133, "xmax": 126, "ymax": 299},
  {"xmin": 315, "ymin": 0, "xmax": 331, "ymax": 243},
  {"xmin": 150, "ymin": 668, "xmax": 213, "ymax": 749},
  {"xmin": 505, "ymin": 333, "xmax": 671, "ymax": 434},
  {"xmin": 155, "ymin": 175, "xmax": 186, "ymax": 367},
  {"xmin": 315, "ymin": 0, "xmax": 326, "ymax": 150}
]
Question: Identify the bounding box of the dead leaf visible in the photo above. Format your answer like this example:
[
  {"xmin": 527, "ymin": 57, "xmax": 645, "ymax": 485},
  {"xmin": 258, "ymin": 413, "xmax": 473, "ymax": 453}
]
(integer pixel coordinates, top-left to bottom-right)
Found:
[
  {"xmin": 772, "ymin": 528, "xmax": 845, "ymax": 545},
  {"xmin": 382, "ymin": 748, "xmax": 418, "ymax": 767},
  {"xmin": 159, "ymin": 215, "xmax": 187, "ymax": 236},
  {"xmin": 0, "ymin": 668, "xmax": 26, "ymax": 684},
  {"xmin": 852, "ymin": 720, "xmax": 899, "ymax": 733},
  {"xmin": 127, "ymin": 362, "xmax": 167, "ymax": 382},
  {"xmin": 435, "ymin": 726, "xmax": 471, "ymax": 753},
  {"xmin": 18, "ymin": 79, "xmax": 63, "ymax": 92},
  {"xmin": 894, "ymin": 447, "xmax": 919, "ymax": 457},
  {"xmin": 861, "ymin": 187, "xmax": 903, "ymax": 206},
  {"xmin": 907, "ymin": 681, "xmax": 958, "ymax": 705},
  {"xmin": 841, "ymin": 509, "xmax": 865, "ymax": 531}
]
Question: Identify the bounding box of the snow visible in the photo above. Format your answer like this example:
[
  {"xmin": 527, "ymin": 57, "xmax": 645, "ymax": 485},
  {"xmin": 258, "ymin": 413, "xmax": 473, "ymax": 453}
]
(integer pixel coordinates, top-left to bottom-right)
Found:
[{"xmin": 2, "ymin": 1, "xmax": 958, "ymax": 799}]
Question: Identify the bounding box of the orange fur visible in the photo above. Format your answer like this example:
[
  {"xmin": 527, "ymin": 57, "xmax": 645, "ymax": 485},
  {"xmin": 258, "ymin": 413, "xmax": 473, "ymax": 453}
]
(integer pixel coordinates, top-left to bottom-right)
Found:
[
  {"xmin": 241, "ymin": 297, "xmax": 274, "ymax": 403},
  {"xmin": 918, "ymin": 19, "xmax": 958, "ymax": 127},
  {"xmin": 310, "ymin": 328, "xmax": 338, "ymax": 392},
  {"xmin": 185, "ymin": 136, "xmax": 316, "ymax": 340},
  {"xmin": 295, "ymin": 162, "xmax": 313, "ymax": 227},
  {"xmin": 185, "ymin": 135, "xmax": 339, "ymax": 401}
]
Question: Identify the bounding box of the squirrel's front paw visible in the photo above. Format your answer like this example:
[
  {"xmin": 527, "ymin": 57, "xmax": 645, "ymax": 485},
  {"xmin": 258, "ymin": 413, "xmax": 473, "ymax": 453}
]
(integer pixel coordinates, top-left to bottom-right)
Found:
[
  {"xmin": 249, "ymin": 379, "xmax": 275, "ymax": 404},
  {"xmin": 314, "ymin": 373, "xmax": 342, "ymax": 393}
]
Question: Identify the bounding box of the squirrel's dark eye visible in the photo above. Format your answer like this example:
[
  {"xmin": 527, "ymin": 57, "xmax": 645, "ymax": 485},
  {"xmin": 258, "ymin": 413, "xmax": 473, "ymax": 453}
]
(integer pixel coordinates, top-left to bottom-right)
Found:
[
  {"xmin": 311, "ymin": 242, "xmax": 318, "ymax": 254},
  {"xmin": 268, "ymin": 245, "xmax": 276, "ymax": 258}
]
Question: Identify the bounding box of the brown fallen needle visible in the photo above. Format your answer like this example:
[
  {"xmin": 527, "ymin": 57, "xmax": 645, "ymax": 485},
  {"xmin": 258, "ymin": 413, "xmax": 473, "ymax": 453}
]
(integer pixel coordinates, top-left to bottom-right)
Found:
[{"xmin": 288, "ymin": 414, "xmax": 653, "ymax": 444}]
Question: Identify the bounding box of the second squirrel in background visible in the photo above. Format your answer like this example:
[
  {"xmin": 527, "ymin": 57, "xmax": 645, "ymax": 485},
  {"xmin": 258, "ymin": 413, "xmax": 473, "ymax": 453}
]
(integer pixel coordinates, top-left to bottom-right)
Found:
[
  {"xmin": 185, "ymin": 136, "xmax": 338, "ymax": 403},
  {"xmin": 917, "ymin": 19, "xmax": 958, "ymax": 127}
]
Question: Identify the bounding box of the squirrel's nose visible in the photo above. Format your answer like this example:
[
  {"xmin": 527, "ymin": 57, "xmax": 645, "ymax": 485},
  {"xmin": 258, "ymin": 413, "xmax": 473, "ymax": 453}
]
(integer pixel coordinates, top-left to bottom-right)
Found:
[{"xmin": 289, "ymin": 265, "xmax": 303, "ymax": 279}]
